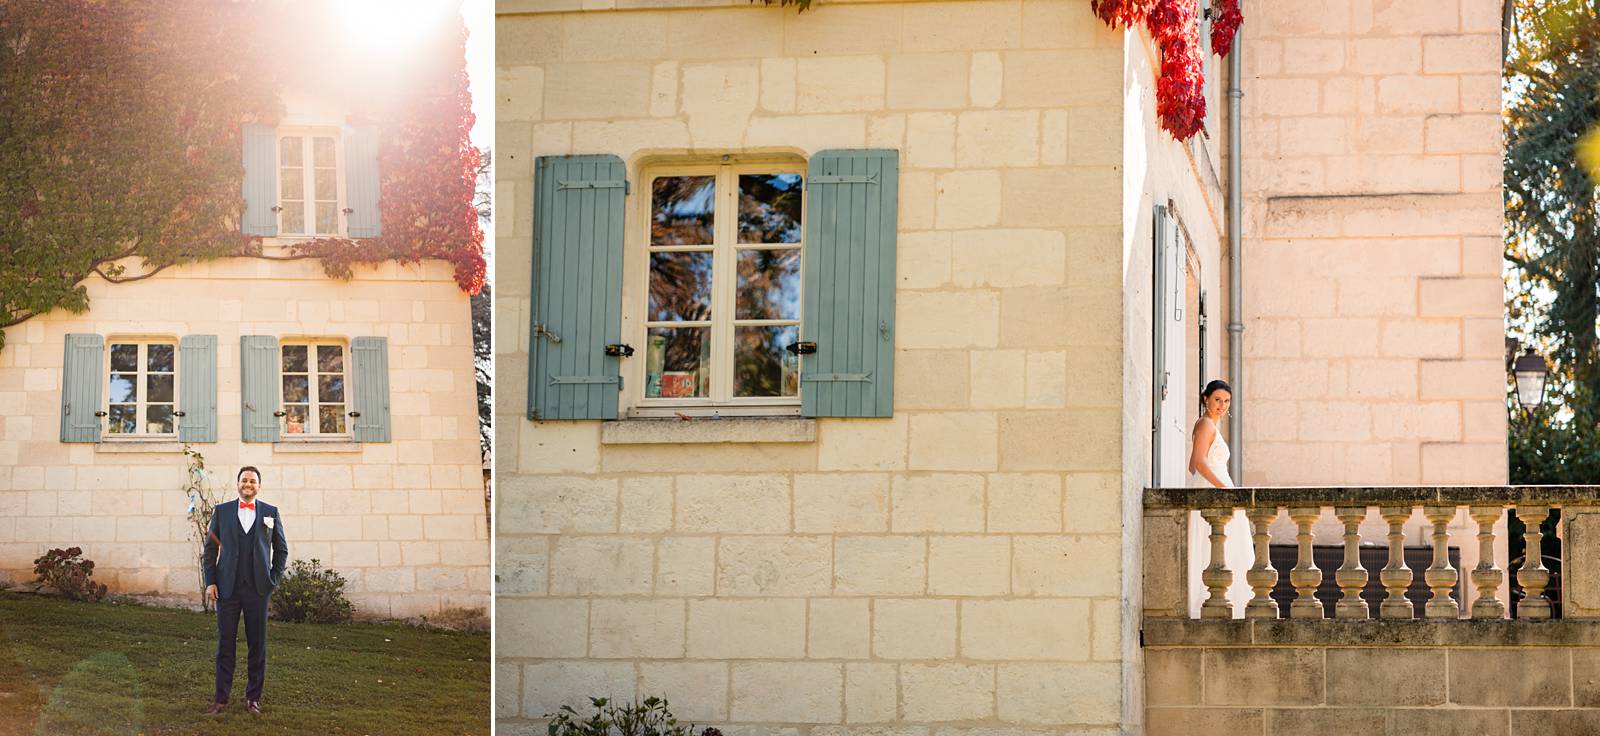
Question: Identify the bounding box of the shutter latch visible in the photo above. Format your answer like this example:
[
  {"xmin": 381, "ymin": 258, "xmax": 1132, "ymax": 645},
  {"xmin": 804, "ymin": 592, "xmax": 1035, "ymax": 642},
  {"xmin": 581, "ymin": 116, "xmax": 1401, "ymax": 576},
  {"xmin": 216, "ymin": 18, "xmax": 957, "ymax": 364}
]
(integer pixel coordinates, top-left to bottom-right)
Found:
[
  {"xmin": 605, "ymin": 344, "xmax": 635, "ymax": 358},
  {"xmin": 534, "ymin": 323, "xmax": 563, "ymax": 344},
  {"xmin": 786, "ymin": 342, "xmax": 818, "ymax": 355}
]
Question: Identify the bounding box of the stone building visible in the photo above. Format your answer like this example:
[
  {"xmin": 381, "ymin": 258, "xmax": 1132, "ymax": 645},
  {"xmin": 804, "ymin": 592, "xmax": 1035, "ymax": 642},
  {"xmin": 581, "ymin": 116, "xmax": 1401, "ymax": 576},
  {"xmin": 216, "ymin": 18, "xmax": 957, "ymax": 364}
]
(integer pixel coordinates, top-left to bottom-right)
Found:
[{"xmin": 495, "ymin": 0, "xmax": 1508, "ymax": 733}]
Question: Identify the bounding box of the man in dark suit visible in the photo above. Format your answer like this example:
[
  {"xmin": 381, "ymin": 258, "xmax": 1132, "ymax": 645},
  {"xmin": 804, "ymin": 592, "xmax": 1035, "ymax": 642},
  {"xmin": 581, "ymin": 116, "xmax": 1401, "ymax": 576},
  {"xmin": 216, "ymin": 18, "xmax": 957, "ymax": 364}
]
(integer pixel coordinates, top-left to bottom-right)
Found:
[{"xmin": 202, "ymin": 465, "xmax": 288, "ymax": 716}]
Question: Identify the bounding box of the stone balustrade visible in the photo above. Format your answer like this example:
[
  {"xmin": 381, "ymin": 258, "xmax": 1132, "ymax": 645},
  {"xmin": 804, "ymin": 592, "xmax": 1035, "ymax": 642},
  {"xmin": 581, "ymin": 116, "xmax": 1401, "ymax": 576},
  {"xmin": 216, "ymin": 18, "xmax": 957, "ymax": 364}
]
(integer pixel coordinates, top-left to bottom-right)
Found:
[{"xmin": 1143, "ymin": 487, "xmax": 1600, "ymax": 622}]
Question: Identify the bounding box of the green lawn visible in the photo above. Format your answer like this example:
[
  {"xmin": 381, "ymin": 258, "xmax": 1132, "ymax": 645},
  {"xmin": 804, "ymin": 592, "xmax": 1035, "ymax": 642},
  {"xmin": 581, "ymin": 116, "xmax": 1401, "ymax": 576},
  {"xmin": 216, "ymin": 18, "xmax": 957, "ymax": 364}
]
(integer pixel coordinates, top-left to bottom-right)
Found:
[{"xmin": 0, "ymin": 592, "xmax": 489, "ymax": 735}]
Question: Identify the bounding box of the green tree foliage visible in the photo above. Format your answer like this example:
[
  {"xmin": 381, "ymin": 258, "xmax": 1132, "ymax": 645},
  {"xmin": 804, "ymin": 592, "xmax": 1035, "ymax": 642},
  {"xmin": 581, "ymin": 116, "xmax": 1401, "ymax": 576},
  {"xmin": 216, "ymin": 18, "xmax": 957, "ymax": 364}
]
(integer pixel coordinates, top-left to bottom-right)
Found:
[
  {"xmin": 1504, "ymin": 0, "xmax": 1600, "ymax": 481},
  {"xmin": 0, "ymin": 0, "xmax": 275, "ymax": 352}
]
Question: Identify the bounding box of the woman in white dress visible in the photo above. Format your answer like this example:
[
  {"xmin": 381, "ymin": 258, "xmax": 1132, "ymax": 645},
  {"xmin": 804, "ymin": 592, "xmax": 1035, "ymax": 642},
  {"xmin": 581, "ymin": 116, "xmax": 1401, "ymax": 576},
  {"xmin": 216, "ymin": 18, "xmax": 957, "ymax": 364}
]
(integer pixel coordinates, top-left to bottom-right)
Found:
[{"xmin": 1187, "ymin": 380, "xmax": 1252, "ymax": 617}]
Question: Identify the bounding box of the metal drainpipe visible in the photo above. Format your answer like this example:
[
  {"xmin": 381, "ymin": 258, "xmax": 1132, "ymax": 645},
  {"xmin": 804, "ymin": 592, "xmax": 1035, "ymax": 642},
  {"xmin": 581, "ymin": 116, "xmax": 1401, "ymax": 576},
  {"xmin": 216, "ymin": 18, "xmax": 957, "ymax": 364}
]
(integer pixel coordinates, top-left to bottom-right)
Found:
[{"xmin": 1227, "ymin": 28, "xmax": 1245, "ymax": 484}]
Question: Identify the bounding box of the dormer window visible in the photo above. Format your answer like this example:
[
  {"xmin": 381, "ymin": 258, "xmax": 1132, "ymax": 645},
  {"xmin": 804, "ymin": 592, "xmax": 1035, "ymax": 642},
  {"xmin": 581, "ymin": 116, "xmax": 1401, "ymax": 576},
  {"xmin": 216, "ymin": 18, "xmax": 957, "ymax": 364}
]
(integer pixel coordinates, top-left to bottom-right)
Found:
[
  {"xmin": 278, "ymin": 133, "xmax": 341, "ymax": 236},
  {"xmin": 241, "ymin": 123, "xmax": 381, "ymax": 239}
]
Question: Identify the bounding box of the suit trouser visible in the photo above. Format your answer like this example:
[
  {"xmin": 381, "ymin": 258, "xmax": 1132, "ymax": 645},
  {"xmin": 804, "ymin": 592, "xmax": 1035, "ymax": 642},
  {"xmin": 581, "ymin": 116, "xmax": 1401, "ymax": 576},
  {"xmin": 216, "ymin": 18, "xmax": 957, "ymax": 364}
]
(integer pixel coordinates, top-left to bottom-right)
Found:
[{"xmin": 215, "ymin": 586, "xmax": 269, "ymax": 703}]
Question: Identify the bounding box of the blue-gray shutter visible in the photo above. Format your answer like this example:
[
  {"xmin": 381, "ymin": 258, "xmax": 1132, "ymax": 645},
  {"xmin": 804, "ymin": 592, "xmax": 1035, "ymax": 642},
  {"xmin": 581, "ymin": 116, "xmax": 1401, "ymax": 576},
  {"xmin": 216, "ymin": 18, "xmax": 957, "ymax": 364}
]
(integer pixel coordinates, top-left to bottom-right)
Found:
[
  {"xmin": 178, "ymin": 335, "xmax": 218, "ymax": 443},
  {"xmin": 242, "ymin": 124, "xmax": 278, "ymax": 236},
  {"xmin": 350, "ymin": 336, "xmax": 391, "ymax": 442},
  {"xmin": 60, "ymin": 334, "xmax": 104, "ymax": 443},
  {"xmin": 801, "ymin": 149, "xmax": 899, "ymax": 418},
  {"xmin": 529, "ymin": 154, "xmax": 627, "ymax": 421},
  {"xmin": 240, "ymin": 335, "xmax": 280, "ymax": 442},
  {"xmin": 345, "ymin": 126, "xmax": 382, "ymax": 238}
]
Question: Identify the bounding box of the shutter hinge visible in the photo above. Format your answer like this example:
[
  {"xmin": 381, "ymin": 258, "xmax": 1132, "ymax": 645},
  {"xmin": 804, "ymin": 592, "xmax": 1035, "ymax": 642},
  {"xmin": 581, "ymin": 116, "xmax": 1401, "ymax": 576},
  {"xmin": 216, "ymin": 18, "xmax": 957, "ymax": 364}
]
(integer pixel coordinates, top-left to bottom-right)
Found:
[{"xmin": 535, "ymin": 323, "xmax": 563, "ymax": 344}]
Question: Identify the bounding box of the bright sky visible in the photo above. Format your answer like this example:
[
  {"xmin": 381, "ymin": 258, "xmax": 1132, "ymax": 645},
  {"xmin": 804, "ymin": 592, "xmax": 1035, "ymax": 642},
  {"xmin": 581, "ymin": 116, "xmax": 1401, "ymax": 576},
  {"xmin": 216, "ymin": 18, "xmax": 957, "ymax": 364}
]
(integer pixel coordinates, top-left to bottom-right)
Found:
[{"xmin": 462, "ymin": 0, "xmax": 495, "ymax": 273}]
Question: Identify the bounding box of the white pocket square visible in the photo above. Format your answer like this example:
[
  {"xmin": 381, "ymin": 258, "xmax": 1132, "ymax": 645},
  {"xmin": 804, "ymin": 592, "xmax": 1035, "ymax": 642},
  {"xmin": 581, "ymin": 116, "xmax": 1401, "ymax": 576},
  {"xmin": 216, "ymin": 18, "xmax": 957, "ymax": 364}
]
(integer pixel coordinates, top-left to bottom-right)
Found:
[{"xmin": 264, "ymin": 517, "xmax": 275, "ymax": 529}]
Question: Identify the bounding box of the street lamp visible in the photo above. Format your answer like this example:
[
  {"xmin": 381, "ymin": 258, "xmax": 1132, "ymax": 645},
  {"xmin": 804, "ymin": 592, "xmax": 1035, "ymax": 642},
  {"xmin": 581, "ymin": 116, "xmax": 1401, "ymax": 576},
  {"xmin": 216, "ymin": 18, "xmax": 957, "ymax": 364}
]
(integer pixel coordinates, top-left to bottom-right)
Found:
[{"xmin": 1513, "ymin": 347, "xmax": 1551, "ymax": 412}]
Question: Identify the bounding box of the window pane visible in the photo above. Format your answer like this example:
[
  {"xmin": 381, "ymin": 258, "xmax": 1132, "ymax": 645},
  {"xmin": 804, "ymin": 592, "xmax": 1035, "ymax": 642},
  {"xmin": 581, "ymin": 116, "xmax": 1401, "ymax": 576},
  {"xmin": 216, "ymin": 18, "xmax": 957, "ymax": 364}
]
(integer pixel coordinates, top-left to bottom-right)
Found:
[
  {"xmin": 109, "ymin": 374, "xmax": 136, "ymax": 403},
  {"xmin": 314, "ymin": 168, "xmax": 337, "ymax": 201},
  {"xmin": 315, "ymin": 202, "xmax": 338, "ymax": 235},
  {"xmin": 648, "ymin": 252, "xmax": 713, "ymax": 322},
  {"xmin": 318, "ymin": 345, "xmax": 344, "ymax": 372},
  {"xmin": 650, "ymin": 176, "xmax": 715, "ymax": 245},
  {"xmin": 738, "ymin": 174, "xmax": 803, "ymax": 244},
  {"xmin": 283, "ymin": 375, "xmax": 309, "ymax": 403},
  {"xmin": 110, "ymin": 344, "xmax": 137, "ymax": 372},
  {"xmin": 281, "ymin": 202, "xmax": 305, "ymax": 234},
  {"xmin": 319, "ymin": 405, "xmax": 347, "ymax": 434},
  {"xmin": 147, "ymin": 374, "xmax": 174, "ymax": 403},
  {"xmin": 313, "ymin": 137, "xmax": 336, "ymax": 167},
  {"xmin": 736, "ymin": 248, "xmax": 801, "ymax": 320},
  {"xmin": 282, "ymin": 345, "xmax": 308, "ymax": 373},
  {"xmin": 280, "ymin": 136, "xmax": 302, "ymax": 167},
  {"xmin": 284, "ymin": 404, "xmax": 309, "ymax": 434},
  {"xmin": 734, "ymin": 325, "xmax": 800, "ymax": 398},
  {"xmin": 146, "ymin": 405, "xmax": 174, "ymax": 434},
  {"xmin": 147, "ymin": 343, "xmax": 175, "ymax": 372},
  {"xmin": 645, "ymin": 327, "xmax": 710, "ymax": 399},
  {"xmin": 319, "ymin": 375, "xmax": 345, "ymax": 403},
  {"xmin": 280, "ymin": 166, "xmax": 303, "ymax": 201},
  {"xmin": 108, "ymin": 405, "xmax": 136, "ymax": 434}
]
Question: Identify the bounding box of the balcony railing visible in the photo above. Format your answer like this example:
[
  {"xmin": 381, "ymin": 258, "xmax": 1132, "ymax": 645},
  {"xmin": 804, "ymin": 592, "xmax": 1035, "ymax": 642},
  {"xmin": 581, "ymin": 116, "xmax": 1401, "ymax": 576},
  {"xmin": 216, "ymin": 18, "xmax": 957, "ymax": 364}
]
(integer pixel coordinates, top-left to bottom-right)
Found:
[{"xmin": 1142, "ymin": 487, "xmax": 1600, "ymax": 622}]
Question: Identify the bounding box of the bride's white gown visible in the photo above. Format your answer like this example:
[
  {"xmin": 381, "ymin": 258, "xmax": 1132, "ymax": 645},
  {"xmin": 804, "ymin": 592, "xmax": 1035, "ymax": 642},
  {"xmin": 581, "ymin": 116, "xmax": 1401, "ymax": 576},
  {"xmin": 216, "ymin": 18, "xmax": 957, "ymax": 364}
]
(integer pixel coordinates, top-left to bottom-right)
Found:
[{"xmin": 1186, "ymin": 416, "xmax": 1254, "ymax": 617}]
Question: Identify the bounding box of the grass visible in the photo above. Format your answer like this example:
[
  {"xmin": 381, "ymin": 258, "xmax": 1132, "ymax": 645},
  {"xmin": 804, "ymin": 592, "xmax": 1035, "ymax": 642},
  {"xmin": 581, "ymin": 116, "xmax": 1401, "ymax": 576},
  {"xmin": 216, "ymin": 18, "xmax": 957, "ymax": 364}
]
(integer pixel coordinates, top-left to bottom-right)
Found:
[{"xmin": 0, "ymin": 592, "xmax": 489, "ymax": 735}]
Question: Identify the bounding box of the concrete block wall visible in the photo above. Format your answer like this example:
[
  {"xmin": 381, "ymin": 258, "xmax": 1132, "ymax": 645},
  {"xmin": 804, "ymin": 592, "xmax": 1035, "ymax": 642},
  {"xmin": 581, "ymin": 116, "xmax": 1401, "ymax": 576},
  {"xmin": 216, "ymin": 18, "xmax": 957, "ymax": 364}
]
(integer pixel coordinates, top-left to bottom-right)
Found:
[
  {"xmin": 0, "ymin": 257, "xmax": 489, "ymax": 618},
  {"xmin": 495, "ymin": 1, "xmax": 1147, "ymax": 733},
  {"xmin": 1237, "ymin": 0, "xmax": 1507, "ymax": 485},
  {"xmin": 1144, "ymin": 619, "xmax": 1600, "ymax": 736}
]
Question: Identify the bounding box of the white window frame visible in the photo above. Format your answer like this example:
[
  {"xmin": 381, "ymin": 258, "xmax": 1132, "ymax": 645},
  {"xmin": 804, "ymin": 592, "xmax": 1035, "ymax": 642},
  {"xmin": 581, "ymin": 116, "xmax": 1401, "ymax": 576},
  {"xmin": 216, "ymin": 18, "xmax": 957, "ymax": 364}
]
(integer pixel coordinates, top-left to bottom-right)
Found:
[
  {"xmin": 275, "ymin": 127, "xmax": 346, "ymax": 238},
  {"xmin": 103, "ymin": 337, "xmax": 179, "ymax": 438},
  {"xmin": 625, "ymin": 158, "xmax": 807, "ymax": 418},
  {"xmin": 279, "ymin": 338, "xmax": 352, "ymax": 438}
]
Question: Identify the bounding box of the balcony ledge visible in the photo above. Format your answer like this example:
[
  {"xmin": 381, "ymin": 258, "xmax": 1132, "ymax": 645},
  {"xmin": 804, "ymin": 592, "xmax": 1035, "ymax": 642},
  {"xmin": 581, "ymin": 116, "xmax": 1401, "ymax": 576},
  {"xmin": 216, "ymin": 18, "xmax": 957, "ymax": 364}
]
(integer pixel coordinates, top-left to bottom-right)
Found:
[{"xmin": 1143, "ymin": 617, "xmax": 1600, "ymax": 648}]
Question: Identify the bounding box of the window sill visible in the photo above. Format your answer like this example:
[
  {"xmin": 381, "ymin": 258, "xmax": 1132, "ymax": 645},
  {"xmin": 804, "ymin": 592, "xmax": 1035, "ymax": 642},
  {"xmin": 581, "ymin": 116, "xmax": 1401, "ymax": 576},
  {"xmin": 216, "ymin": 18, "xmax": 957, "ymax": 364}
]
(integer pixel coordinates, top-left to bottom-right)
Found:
[
  {"xmin": 273, "ymin": 439, "xmax": 360, "ymax": 453},
  {"xmin": 95, "ymin": 440, "xmax": 184, "ymax": 454},
  {"xmin": 600, "ymin": 417, "xmax": 816, "ymax": 445}
]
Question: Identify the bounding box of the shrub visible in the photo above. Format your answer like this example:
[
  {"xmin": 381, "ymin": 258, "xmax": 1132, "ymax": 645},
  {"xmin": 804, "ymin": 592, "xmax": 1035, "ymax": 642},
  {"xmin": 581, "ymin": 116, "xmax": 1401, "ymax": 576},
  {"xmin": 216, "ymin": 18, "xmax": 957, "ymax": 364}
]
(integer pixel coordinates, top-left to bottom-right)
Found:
[
  {"xmin": 269, "ymin": 559, "xmax": 354, "ymax": 623},
  {"xmin": 546, "ymin": 696, "xmax": 719, "ymax": 736},
  {"xmin": 32, "ymin": 547, "xmax": 108, "ymax": 602}
]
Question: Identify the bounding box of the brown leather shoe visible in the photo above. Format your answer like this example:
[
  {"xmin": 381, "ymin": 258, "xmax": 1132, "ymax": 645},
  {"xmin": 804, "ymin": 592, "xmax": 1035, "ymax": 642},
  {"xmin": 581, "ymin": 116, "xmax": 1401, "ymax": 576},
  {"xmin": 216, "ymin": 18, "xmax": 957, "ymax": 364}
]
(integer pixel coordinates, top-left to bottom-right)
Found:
[
  {"xmin": 203, "ymin": 702, "xmax": 226, "ymax": 715},
  {"xmin": 246, "ymin": 700, "xmax": 261, "ymax": 715}
]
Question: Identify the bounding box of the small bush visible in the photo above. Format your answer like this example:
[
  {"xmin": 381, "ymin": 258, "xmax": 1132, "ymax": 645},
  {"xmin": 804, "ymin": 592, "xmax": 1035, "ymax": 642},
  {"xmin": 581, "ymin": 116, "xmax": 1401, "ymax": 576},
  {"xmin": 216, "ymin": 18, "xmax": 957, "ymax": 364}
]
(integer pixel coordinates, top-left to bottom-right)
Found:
[
  {"xmin": 269, "ymin": 559, "xmax": 354, "ymax": 623},
  {"xmin": 32, "ymin": 547, "xmax": 108, "ymax": 602},
  {"xmin": 547, "ymin": 696, "xmax": 719, "ymax": 736}
]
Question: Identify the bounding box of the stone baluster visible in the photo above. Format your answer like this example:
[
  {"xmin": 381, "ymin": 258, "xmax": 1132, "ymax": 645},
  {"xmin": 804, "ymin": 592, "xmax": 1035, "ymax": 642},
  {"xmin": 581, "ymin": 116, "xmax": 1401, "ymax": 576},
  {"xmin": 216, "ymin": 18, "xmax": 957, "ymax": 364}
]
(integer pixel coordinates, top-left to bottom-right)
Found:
[
  {"xmin": 1245, "ymin": 507, "xmax": 1280, "ymax": 619},
  {"xmin": 1469, "ymin": 505, "xmax": 1506, "ymax": 619},
  {"xmin": 1200, "ymin": 508, "xmax": 1234, "ymax": 619},
  {"xmin": 1334, "ymin": 506, "xmax": 1369, "ymax": 619},
  {"xmin": 1423, "ymin": 506, "xmax": 1460, "ymax": 619},
  {"xmin": 1518, "ymin": 504, "xmax": 1553, "ymax": 620},
  {"xmin": 1379, "ymin": 506, "xmax": 1415, "ymax": 619},
  {"xmin": 1289, "ymin": 507, "xmax": 1323, "ymax": 619}
]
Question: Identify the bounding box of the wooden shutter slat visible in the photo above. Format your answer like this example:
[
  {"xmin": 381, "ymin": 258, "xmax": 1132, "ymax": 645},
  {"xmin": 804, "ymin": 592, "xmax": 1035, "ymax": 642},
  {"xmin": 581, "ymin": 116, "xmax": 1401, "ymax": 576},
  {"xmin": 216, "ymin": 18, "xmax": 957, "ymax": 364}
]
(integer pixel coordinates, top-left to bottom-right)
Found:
[
  {"xmin": 529, "ymin": 154, "xmax": 627, "ymax": 420},
  {"xmin": 351, "ymin": 337, "xmax": 391, "ymax": 442},
  {"xmin": 60, "ymin": 334, "xmax": 104, "ymax": 443},
  {"xmin": 178, "ymin": 335, "xmax": 218, "ymax": 442},
  {"xmin": 345, "ymin": 126, "xmax": 382, "ymax": 238},
  {"xmin": 240, "ymin": 335, "xmax": 280, "ymax": 442},
  {"xmin": 802, "ymin": 149, "xmax": 899, "ymax": 418},
  {"xmin": 242, "ymin": 124, "xmax": 278, "ymax": 236}
]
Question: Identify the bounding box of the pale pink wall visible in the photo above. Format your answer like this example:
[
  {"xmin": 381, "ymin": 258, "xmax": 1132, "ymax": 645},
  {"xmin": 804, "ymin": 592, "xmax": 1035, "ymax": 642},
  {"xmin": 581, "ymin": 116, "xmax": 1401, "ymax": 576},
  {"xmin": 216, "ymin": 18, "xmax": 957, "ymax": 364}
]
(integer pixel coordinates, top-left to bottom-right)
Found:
[{"xmin": 1239, "ymin": 0, "xmax": 1506, "ymax": 485}]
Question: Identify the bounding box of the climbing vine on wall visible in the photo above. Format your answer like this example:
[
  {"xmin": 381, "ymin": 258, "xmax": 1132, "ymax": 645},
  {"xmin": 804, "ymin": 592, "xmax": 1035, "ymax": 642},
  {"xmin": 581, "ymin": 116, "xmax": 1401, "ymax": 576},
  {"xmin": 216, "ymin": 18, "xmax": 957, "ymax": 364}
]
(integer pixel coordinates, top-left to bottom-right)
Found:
[{"xmin": 1091, "ymin": 0, "xmax": 1243, "ymax": 141}]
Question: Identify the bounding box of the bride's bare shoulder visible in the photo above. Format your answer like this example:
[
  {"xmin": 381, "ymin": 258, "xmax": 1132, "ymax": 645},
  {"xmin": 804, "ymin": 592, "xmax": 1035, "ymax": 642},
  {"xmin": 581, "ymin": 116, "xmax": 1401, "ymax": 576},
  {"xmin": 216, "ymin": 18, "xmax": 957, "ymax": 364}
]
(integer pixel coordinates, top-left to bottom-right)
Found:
[{"xmin": 1191, "ymin": 416, "xmax": 1214, "ymax": 437}]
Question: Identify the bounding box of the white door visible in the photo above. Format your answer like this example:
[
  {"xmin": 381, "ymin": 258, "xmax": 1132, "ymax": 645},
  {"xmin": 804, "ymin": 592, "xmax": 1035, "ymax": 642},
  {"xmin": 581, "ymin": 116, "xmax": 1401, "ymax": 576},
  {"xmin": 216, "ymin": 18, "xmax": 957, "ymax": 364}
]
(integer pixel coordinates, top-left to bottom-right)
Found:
[{"xmin": 1152, "ymin": 205, "xmax": 1188, "ymax": 486}]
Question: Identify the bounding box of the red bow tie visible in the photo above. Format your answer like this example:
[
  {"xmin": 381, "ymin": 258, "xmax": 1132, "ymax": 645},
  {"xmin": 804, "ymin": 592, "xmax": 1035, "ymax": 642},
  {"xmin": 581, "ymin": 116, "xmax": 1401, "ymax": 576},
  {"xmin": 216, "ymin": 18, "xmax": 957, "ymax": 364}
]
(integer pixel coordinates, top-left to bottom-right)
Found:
[{"xmin": 240, "ymin": 501, "xmax": 256, "ymax": 511}]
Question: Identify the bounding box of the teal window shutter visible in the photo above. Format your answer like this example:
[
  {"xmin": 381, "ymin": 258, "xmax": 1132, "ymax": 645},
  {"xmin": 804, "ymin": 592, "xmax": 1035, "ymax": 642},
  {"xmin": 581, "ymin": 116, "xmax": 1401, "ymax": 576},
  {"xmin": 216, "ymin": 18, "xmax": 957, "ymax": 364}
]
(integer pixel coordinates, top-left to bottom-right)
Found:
[
  {"xmin": 178, "ymin": 335, "xmax": 218, "ymax": 443},
  {"xmin": 344, "ymin": 126, "xmax": 382, "ymax": 238},
  {"xmin": 240, "ymin": 335, "xmax": 280, "ymax": 442},
  {"xmin": 350, "ymin": 336, "xmax": 391, "ymax": 442},
  {"xmin": 801, "ymin": 149, "xmax": 899, "ymax": 418},
  {"xmin": 529, "ymin": 154, "xmax": 627, "ymax": 421},
  {"xmin": 60, "ymin": 334, "xmax": 104, "ymax": 443},
  {"xmin": 242, "ymin": 124, "xmax": 278, "ymax": 236}
]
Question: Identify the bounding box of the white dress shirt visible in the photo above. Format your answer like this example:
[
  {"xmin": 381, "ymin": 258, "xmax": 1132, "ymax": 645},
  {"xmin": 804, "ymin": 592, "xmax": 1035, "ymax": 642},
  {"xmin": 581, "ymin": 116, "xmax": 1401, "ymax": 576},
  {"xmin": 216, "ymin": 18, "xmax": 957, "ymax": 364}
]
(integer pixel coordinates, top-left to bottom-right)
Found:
[{"xmin": 237, "ymin": 500, "xmax": 257, "ymax": 533}]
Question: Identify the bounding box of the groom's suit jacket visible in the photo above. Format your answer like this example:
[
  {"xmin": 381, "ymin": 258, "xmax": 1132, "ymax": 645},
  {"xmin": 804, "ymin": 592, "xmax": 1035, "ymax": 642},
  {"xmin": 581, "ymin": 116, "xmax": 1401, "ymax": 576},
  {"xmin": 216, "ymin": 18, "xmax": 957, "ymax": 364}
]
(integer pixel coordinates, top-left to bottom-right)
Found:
[{"xmin": 203, "ymin": 499, "xmax": 288, "ymax": 599}]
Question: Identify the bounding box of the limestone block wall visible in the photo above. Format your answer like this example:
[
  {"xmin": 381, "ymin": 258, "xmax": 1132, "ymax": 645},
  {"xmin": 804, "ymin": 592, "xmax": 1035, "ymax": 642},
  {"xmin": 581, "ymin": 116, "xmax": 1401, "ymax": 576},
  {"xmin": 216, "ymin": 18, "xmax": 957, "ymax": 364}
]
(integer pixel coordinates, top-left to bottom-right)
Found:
[
  {"xmin": 1144, "ymin": 619, "xmax": 1600, "ymax": 736},
  {"xmin": 0, "ymin": 257, "xmax": 488, "ymax": 618},
  {"xmin": 496, "ymin": 1, "xmax": 1139, "ymax": 732},
  {"xmin": 1238, "ymin": 0, "xmax": 1507, "ymax": 485}
]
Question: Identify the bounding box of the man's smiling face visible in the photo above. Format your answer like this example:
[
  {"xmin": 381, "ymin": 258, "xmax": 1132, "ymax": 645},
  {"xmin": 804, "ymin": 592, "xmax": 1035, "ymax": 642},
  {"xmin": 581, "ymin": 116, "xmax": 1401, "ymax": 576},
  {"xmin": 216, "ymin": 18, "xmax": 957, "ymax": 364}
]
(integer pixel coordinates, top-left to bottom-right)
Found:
[{"xmin": 238, "ymin": 471, "xmax": 260, "ymax": 502}]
